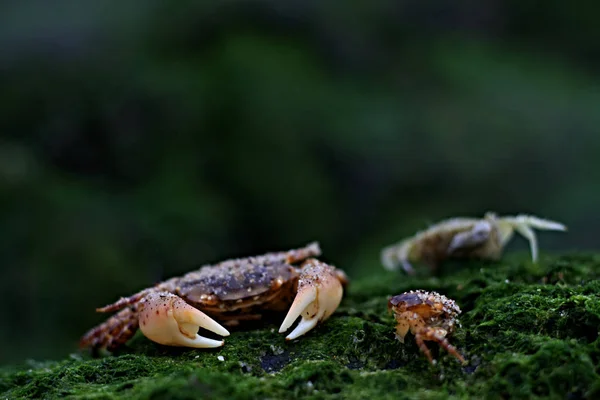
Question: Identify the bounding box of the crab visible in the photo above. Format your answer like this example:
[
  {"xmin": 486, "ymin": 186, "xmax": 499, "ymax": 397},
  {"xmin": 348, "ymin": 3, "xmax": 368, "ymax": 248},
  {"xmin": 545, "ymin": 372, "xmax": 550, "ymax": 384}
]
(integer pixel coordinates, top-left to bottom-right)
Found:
[
  {"xmin": 388, "ymin": 290, "xmax": 465, "ymax": 365},
  {"xmin": 80, "ymin": 242, "xmax": 348, "ymax": 351},
  {"xmin": 381, "ymin": 212, "xmax": 566, "ymax": 274}
]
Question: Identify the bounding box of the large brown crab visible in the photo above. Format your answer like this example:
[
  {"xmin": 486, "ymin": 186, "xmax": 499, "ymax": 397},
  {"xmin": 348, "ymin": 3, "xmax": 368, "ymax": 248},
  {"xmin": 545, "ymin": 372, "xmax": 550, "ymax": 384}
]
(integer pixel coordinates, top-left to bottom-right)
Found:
[
  {"xmin": 381, "ymin": 212, "xmax": 566, "ymax": 274},
  {"xmin": 80, "ymin": 242, "xmax": 348, "ymax": 351}
]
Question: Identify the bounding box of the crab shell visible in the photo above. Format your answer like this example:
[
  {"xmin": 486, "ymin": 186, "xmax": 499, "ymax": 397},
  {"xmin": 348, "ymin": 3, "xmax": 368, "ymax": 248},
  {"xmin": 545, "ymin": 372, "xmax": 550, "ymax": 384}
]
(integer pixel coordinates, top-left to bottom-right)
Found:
[
  {"xmin": 80, "ymin": 243, "xmax": 348, "ymax": 351},
  {"xmin": 166, "ymin": 255, "xmax": 307, "ymax": 319}
]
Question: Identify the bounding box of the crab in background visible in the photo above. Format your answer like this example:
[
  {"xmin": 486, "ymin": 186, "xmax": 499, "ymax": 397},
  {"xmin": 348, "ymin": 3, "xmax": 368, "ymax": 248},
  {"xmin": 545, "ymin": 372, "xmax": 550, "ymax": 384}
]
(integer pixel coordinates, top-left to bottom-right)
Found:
[
  {"xmin": 80, "ymin": 242, "xmax": 348, "ymax": 351},
  {"xmin": 388, "ymin": 290, "xmax": 465, "ymax": 365},
  {"xmin": 381, "ymin": 212, "xmax": 566, "ymax": 274}
]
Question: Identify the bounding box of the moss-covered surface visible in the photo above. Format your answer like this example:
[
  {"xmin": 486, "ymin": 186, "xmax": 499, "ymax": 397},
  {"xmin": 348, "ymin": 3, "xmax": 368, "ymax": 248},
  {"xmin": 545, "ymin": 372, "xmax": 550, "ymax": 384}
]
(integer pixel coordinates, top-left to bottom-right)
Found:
[{"xmin": 2, "ymin": 254, "xmax": 600, "ymax": 399}]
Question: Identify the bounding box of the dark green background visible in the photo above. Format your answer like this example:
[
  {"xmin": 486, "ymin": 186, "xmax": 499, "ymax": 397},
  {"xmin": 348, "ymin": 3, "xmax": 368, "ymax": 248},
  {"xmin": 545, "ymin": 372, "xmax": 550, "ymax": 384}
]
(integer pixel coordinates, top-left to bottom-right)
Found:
[{"xmin": 1, "ymin": 1, "xmax": 598, "ymax": 364}]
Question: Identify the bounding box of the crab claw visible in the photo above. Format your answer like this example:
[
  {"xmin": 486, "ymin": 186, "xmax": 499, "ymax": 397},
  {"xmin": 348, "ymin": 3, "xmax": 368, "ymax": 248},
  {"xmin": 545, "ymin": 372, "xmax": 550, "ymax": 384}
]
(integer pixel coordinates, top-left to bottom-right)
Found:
[
  {"xmin": 279, "ymin": 259, "xmax": 344, "ymax": 340},
  {"xmin": 139, "ymin": 292, "xmax": 230, "ymax": 348}
]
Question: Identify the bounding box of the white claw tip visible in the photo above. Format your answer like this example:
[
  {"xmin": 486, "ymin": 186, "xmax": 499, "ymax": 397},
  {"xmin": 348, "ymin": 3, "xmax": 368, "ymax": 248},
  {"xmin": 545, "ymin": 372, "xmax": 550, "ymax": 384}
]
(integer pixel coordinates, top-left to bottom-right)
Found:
[{"xmin": 285, "ymin": 318, "xmax": 319, "ymax": 341}]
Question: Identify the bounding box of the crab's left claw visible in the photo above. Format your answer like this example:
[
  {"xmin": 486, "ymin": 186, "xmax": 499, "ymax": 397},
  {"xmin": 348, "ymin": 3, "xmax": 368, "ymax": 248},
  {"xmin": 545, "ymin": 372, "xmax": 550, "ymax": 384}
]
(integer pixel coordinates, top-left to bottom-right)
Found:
[
  {"xmin": 139, "ymin": 292, "xmax": 230, "ymax": 348},
  {"xmin": 279, "ymin": 259, "xmax": 345, "ymax": 340}
]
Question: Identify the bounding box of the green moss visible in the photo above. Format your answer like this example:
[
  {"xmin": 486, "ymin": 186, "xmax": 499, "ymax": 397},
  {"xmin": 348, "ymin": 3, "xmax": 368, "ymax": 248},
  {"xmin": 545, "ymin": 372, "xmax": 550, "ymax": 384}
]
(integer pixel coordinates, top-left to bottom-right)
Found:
[{"xmin": 3, "ymin": 253, "xmax": 600, "ymax": 399}]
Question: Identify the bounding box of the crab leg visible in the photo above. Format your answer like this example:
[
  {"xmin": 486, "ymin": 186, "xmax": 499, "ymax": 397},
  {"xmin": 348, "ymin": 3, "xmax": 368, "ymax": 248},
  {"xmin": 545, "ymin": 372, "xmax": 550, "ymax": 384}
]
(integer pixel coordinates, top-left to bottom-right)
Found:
[
  {"xmin": 417, "ymin": 327, "xmax": 465, "ymax": 365},
  {"xmin": 279, "ymin": 259, "xmax": 344, "ymax": 340},
  {"xmin": 96, "ymin": 289, "xmax": 154, "ymax": 313},
  {"xmin": 514, "ymin": 224, "xmax": 539, "ymax": 262},
  {"xmin": 283, "ymin": 242, "xmax": 322, "ymax": 264},
  {"xmin": 139, "ymin": 292, "xmax": 230, "ymax": 348},
  {"xmin": 499, "ymin": 215, "xmax": 567, "ymax": 262},
  {"xmin": 79, "ymin": 307, "xmax": 140, "ymax": 351},
  {"xmin": 514, "ymin": 216, "xmax": 567, "ymax": 262},
  {"xmin": 513, "ymin": 215, "xmax": 567, "ymax": 232}
]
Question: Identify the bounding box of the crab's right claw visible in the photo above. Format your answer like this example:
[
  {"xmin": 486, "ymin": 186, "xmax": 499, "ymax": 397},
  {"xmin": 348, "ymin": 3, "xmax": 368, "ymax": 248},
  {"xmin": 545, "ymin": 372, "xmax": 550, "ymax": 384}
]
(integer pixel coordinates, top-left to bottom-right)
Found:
[
  {"xmin": 279, "ymin": 259, "xmax": 344, "ymax": 341},
  {"xmin": 139, "ymin": 292, "xmax": 230, "ymax": 348}
]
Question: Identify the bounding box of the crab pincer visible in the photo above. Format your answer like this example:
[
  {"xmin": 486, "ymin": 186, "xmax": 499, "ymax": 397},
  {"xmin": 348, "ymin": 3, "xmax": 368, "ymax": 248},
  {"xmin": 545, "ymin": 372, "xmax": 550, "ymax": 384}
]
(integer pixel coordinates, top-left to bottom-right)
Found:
[
  {"xmin": 137, "ymin": 292, "xmax": 230, "ymax": 348},
  {"xmin": 279, "ymin": 259, "xmax": 347, "ymax": 340}
]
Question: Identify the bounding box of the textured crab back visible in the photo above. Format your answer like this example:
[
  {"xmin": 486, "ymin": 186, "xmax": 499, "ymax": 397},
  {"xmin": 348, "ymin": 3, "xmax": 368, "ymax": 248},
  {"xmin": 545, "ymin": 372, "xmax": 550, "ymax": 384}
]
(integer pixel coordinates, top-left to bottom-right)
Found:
[
  {"xmin": 389, "ymin": 290, "xmax": 461, "ymax": 318},
  {"xmin": 175, "ymin": 259, "xmax": 297, "ymax": 303}
]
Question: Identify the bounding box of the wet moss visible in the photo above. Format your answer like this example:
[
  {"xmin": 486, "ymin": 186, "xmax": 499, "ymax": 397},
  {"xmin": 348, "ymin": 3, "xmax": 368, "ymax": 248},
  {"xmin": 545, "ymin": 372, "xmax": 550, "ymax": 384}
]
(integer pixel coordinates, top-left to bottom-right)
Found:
[{"xmin": 2, "ymin": 253, "xmax": 600, "ymax": 399}]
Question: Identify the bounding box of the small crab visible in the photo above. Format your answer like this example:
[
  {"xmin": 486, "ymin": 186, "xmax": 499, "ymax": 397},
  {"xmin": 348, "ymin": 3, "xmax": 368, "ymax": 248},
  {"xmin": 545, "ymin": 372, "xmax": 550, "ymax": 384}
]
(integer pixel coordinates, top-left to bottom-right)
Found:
[
  {"xmin": 80, "ymin": 242, "xmax": 348, "ymax": 351},
  {"xmin": 388, "ymin": 290, "xmax": 464, "ymax": 365},
  {"xmin": 381, "ymin": 212, "xmax": 566, "ymax": 274}
]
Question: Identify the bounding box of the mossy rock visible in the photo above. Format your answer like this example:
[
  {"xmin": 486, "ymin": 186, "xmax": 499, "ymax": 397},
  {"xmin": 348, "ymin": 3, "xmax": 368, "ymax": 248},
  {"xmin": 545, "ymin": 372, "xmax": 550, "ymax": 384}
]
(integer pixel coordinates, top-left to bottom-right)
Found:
[{"xmin": 2, "ymin": 254, "xmax": 600, "ymax": 399}]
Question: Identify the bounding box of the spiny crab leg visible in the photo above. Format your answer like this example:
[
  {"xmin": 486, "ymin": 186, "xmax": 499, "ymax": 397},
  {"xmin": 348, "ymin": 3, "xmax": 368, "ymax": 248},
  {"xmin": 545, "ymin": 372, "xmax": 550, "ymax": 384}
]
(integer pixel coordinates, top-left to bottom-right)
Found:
[
  {"xmin": 511, "ymin": 215, "xmax": 567, "ymax": 231},
  {"xmin": 279, "ymin": 259, "xmax": 344, "ymax": 341},
  {"xmin": 497, "ymin": 214, "xmax": 567, "ymax": 262},
  {"xmin": 284, "ymin": 241, "xmax": 322, "ymax": 264},
  {"xmin": 139, "ymin": 292, "xmax": 230, "ymax": 348}
]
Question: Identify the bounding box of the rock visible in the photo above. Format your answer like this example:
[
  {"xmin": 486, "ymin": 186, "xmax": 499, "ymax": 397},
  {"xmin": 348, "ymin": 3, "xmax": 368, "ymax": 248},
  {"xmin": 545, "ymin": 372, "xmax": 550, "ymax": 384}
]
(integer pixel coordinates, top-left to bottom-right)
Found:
[{"xmin": 2, "ymin": 254, "xmax": 600, "ymax": 399}]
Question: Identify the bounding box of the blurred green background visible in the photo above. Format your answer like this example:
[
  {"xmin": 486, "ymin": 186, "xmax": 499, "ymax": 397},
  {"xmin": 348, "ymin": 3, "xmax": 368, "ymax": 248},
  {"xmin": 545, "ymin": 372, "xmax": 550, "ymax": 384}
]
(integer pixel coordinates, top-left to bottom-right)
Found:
[{"xmin": 1, "ymin": 1, "xmax": 598, "ymax": 364}]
